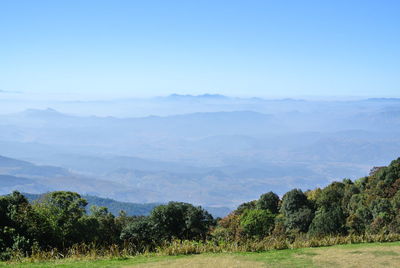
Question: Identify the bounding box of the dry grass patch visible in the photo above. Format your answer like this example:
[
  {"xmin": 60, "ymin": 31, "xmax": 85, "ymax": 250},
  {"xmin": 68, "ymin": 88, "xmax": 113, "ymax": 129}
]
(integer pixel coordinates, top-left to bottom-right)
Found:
[
  {"xmin": 127, "ymin": 255, "xmax": 264, "ymax": 268},
  {"xmin": 311, "ymin": 245, "xmax": 400, "ymax": 268}
]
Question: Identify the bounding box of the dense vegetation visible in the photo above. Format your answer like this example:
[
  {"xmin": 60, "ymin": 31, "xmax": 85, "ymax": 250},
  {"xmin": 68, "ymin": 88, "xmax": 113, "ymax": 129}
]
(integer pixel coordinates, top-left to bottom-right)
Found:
[
  {"xmin": 23, "ymin": 193, "xmax": 229, "ymax": 218},
  {"xmin": 2, "ymin": 158, "xmax": 400, "ymax": 261},
  {"xmin": 214, "ymin": 158, "xmax": 400, "ymax": 242},
  {"xmin": 0, "ymin": 192, "xmax": 214, "ymax": 260},
  {"xmin": 23, "ymin": 193, "xmax": 161, "ymax": 217}
]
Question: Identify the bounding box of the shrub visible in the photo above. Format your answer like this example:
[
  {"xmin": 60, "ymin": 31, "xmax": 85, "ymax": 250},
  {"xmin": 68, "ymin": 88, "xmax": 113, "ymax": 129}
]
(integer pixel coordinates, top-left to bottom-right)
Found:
[{"xmin": 240, "ymin": 209, "xmax": 275, "ymax": 238}]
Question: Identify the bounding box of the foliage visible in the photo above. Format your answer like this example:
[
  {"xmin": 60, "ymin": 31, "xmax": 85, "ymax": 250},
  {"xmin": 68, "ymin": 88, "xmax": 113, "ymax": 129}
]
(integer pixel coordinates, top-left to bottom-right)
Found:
[
  {"xmin": 33, "ymin": 191, "xmax": 88, "ymax": 247},
  {"xmin": 256, "ymin": 191, "xmax": 280, "ymax": 214},
  {"xmin": 309, "ymin": 207, "xmax": 346, "ymax": 236},
  {"xmin": 120, "ymin": 216, "xmax": 155, "ymax": 252},
  {"xmin": 239, "ymin": 209, "xmax": 275, "ymax": 238},
  {"xmin": 4, "ymin": 158, "xmax": 400, "ymax": 262},
  {"xmin": 149, "ymin": 202, "xmax": 214, "ymax": 241},
  {"xmin": 217, "ymin": 158, "xmax": 400, "ymax": 241},
  {"xmin": 0, "ymin": 191, "xmax": 52, "ymax": 260},
  {"xmin": 280, "ymin": 189, "xmax": 314, "ymax": 232},
  {"xmin": 234, "ymin": 200, "xmax": 257, "ymax": 215},
  {"xmin": 24, "ymin": 193, "xmax": 161, "ymax": 217}
]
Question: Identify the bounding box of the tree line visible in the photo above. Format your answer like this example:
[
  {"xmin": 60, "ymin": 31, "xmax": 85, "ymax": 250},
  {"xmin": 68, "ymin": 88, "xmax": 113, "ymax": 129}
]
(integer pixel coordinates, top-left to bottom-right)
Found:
[
  {"xmin": 215, "ymin": 158, "xmax": 400, "ymax": 241},
  {"xmin": 0, "ymin": 191, "xmax": 214, "ymax": 260},
  {"xmin": 2, "ymin": 158, "xmax": 400, "ymax": 260}
]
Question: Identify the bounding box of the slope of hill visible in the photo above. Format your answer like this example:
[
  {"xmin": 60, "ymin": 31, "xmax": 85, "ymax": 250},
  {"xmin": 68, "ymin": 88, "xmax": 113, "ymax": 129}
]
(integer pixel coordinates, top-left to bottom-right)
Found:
[
  {"xmin": 1, "ymin": 98, "xmax": 400, "ymax": 208},
  {"xmin": 21, "ymin": 193, "xmax": 230, "ymax": 218},
  {"xmin": 0, "ymin": 155, "xmax": 164, "ymax": 203}
]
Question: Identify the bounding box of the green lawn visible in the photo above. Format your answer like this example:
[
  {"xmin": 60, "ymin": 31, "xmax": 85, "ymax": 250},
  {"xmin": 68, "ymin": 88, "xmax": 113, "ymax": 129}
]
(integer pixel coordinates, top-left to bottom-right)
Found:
[{"xmin": 2, "ymin": 241, "xmax": 400, "ymax": 268}]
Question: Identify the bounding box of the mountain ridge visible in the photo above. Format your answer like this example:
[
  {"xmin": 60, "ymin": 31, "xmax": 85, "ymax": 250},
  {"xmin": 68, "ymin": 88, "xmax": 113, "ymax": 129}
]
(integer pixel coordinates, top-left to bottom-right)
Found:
[{"xmin": 18, "ymin": 192, "xmax": 231, "ymax": 218}]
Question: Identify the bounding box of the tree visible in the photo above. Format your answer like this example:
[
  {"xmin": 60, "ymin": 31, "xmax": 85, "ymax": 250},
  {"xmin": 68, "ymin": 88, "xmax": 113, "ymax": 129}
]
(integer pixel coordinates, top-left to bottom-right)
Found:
[
  {"xmin": 346, "ymin": 194, "xmax": 370, "ymax": 234},
  {"xmin": 88, "ymin": 206, "xmax": 121, "ymax": 245},
  {"xmin": 213, "ymin": 213, "xmax": 242, "ymax": 241},
  {"xmin": 256, "ymin": 192, "xmax": 280, "ymax": 214},
  {"xmin": 316, "ymin": 182, "xmax": 345, "ymax": 209},
  {"xmin": 234, "ymin": 200, "xmax": 257, "ymax": 215},
  {"xmin": 150, "ymin": 202, "xmax": 214, "ymax": 241},
  {"xmin": 0, "ymin": 191, "xmax": 52, "ymax": 260},
  {"xmin": 280, "ymin": 189, "xmax": 314, "ymax": 232},
  {"xmin": 342, "ymin": 181, "xmax": 360, "ymax": 216},
  {"xmin": 0, "ymin": 192, "xmax": 32, "ymax": 259},
  {"xmin": 308, "ymin": 182, "xmax": 347, "ymax": 236},
  {"xmin": 367, "ymin": 158, "xmax": 400, "ymax": 198},
  {"xmin": 368, "ymin": 198, "xmax": 393, "ymax": 232},
  {"xmin": 240, "ymin": 209, "xmax": 275, "ymax": 238},
  {"xmin": 309, "ymin": 207, "xmax": 345, "ymax": 236},
  {"xmin": 34, "ymin": 191, "xmax": 88, "ymax": 247},
  {"xmin": 120, "ymin": 216, "xmax": 155, "ymax": 252}
]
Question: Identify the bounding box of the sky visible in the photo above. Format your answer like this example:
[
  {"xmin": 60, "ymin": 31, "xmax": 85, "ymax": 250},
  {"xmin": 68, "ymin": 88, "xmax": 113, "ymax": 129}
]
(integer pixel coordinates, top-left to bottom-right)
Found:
[{"xmin": 0, "ymin": 0, "xmax": 399, "ymax": 100}]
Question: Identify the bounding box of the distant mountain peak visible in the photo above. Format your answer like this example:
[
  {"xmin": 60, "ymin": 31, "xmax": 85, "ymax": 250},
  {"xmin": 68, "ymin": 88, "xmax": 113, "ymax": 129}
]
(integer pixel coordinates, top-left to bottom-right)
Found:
[
  {"xmin": 167, "ymin": 94, "xmax": 229, "ymax": 99},
  {"xmin": 21, "ymin": 108, "xmax": 66, "ymax": 117},
  {"xmin": 24, "ymin": 107, "xmax": 58, "ymax": 113},
  {"xmin": 366, "ymin": 98, "xmax": 400, "ymax": 102}
]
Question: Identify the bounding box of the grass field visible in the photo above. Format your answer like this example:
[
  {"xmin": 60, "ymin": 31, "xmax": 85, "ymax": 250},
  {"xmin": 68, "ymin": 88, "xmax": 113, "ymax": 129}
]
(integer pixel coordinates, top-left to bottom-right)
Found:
[{"xmin": 2, "ymin": 242, "xmax": 400, "ymax": 268}]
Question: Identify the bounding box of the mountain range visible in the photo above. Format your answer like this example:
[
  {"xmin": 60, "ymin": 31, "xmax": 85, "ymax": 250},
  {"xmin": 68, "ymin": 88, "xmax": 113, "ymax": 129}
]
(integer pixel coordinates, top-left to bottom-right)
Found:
[{"xmin": 0, "ymin": 96, "xmax": 399, "ymax": 208}]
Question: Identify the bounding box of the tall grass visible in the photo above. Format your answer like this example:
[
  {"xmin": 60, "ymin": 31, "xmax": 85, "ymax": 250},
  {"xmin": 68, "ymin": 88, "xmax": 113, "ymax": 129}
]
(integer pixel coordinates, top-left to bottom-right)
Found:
[
  {"xmin": 7, "ymin": 233, "xmax": 400, "ymax": 263},
  {"xmin": 156, "ymin": 233, "xmax": 400, "ymax": 255},
  {"xmin": 9, "ymin": 243, "xmax": 142, "ymax": 263}
]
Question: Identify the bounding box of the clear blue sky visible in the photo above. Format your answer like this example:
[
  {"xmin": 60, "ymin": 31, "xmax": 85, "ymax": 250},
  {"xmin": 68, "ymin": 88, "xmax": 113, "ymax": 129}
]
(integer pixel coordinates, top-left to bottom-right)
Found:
[{"xmin": 0, "ymin": 0, "xmax": 399, "ymax": 100}]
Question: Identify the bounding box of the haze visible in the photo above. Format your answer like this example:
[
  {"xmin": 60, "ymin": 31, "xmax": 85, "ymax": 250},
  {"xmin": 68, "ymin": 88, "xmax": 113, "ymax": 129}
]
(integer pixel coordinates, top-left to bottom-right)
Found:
[{"xmin": 1, "ymin": 1, "xmax": 400, "ymax": 213}]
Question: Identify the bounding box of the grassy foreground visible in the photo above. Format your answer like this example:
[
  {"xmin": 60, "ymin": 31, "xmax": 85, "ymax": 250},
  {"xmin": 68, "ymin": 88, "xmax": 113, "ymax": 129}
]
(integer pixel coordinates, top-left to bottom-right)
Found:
[{"xmin": 2, "ymin": 241, "xmax": 400, "ymax": 268}]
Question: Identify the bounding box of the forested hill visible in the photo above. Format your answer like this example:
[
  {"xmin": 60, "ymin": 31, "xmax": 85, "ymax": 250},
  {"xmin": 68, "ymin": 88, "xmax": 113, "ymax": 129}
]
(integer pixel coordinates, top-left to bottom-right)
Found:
[
  {"xmin": 2, "ymin": 158, "xmax": 400, "ymax": 261},
  {"xmin": 23, "ymin": 193, "xmax": 160, "ymax": 216},
  {"xmin": 22, "ymin": 193, "xmax": 230, "ymax": 218}
]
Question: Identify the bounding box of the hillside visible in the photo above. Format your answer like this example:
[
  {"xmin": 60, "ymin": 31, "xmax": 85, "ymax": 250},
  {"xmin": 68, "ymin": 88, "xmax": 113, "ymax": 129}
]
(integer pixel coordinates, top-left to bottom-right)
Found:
[
  {"xmin": 22, "ymin": 193, "xmax": 230, "ymax": 218},
  {"xmin": 2, "ymin": 157, "xmax": 400, "ymax": 263},
  {"xmin": 23, "ymin": 193, "xmax": 161, "ymax": 216},
  {"xmin": 1, "ymin": 98, "xmax": 400, "ymax": 208}
]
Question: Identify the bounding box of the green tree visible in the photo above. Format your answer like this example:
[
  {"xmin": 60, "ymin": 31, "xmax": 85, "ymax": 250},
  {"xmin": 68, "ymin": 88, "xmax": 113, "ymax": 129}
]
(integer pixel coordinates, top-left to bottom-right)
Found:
[
  {"xmin": 239, "ymin": 209, "xmax": 275, "ymax": 238},
  {"xmin": 256, "ymin": 192, "xmax": 280, "ymax": 214},
  {"xmin": 88, "ymin": 206, "xmax": 121, "ymax": 245},
  {"xmin": 234, "ymin": 200, "xmax": 257, "ymax": 215},
  {"xmin": 309, "ymin": 182, "xmax": 347, "ymax": 236},
  {"xmin": 316, "ymin": 182, "xmax": 345, "ymax": 209},
  {"xmin": 0, "ymin": 192, "xmax": 52, "ymax": 260},
  {"xmin": 150, "ymin": 202, "xmax": 214, "ymax": 241},
  {"xmin": 34, "ymin": 191, "xmax": 88, "ymax": 247},
  {"xmin": 120, "ymin": 216, "xmax": 155, "ymax": 252},
  {"xmin": 280, "ymin": 189, "xmax": 314, "ymax": 232},
  {"xmin": 309, "ymin": 207, "xmax": 345, "ymax": 236}
]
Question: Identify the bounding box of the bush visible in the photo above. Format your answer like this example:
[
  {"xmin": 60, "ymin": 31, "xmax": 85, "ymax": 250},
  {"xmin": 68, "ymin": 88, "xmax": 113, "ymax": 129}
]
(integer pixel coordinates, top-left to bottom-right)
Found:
[
  {"xmin": 240, "ymin": 209, "xmax": 275, "ymax": 238},
  {"xmin": 120, "ymin": 217, "xmax": 155, "ymax": 252}
]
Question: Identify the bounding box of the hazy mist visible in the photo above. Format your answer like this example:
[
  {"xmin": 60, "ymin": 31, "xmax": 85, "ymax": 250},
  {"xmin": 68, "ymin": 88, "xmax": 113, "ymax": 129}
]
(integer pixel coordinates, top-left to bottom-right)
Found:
[{"xmin": 1, "ymin": 94, "xmax": 399, "ymax": 210}]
